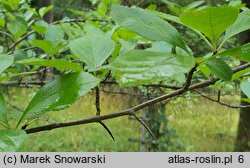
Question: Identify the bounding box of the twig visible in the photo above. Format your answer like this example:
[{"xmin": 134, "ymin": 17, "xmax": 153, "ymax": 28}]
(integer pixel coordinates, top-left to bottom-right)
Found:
[
  {"xmin": 0, "ymin": 81, "xmax": 46, "ymax": 87},
  {"xmin": 19, "ymin": 46, "xmax": 37, "ymax": 52},
  {"xmin": 7, "ymin": 102, "xmax": 23, "ymax": 112},
  {"xmin": 53, "ymin": 18, "xmax": 109, "ymax": 25},
  {"xmin": 101, "ymin": 70, "xmax": 111, "ymax": 83},
  {"xmin": 56, "ymin": 0, "xmax": 76, "ymax": 21},
  {"xmin": 8, "ymin": 30, "xmax": 36, "ymax": 53},
  {"xmin": 101, "ymin": 80, "xmax": 181, "ymax": 90},
  {"xmin": 0, "ymin": 31, "xmax": 14, "ymax": 41},
  {"xmin": 100, "ymin": 89, "xmax": 156, "ymax": 98},
  {"xmin": 143, "ymin": 84, "xmax": 181, "ymax": 90},
  {"xmin": 194, "ymin": 90, "xmax": 250, "ymax": 109}
]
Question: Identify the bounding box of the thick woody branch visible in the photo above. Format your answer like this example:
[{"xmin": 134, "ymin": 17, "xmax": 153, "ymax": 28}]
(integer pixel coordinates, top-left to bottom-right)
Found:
[{"xmin": 25, "ymin": 111, "xmax": 131, "ymax": 134}]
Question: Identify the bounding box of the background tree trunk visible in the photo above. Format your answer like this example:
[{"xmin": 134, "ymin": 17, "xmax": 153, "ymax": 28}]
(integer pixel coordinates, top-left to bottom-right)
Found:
[
  {"xmin": 235, "ymin": 0, "xmax": 250, "ymax": 152},
  {"xmin": 39, "ymin": 0, "xmax": 53, "ymax": 23}
]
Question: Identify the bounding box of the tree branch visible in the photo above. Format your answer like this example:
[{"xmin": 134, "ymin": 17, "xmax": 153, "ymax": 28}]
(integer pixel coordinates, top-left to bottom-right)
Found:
[
  {"xmin": 143, "ymin": 84, "xmax": 181, "ymax": 90},
  {"xmin": 25, "ymin": 62, "xmax": 250, "ymax": 134},
  {"xmin": 25, "ymin": 110, "xmax": 132, "ymax": 134},
  {"xmin": 56, "ymin": 0, "xmax": 76, "ymax": 21},
  {"xmin": 0, "ymin": 30, "xmax": 14, "ymax": 41},
  {"xmin": 8, "ymin": 30, "xmax": 36, "ymax": 52},
  {"xmin": 0, "ymin": 81, "xmax": 46, "ymax": 87},
  {"xmin": 194, "ymin": 90, "xmax": 250, "ymax": 109}
]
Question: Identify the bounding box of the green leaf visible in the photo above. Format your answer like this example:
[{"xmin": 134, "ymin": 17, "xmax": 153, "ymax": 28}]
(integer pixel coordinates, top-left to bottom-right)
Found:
[
  {"xmin": 2, "ymin": 0, "xmax": 21, "ymax": 11},
  {"xmin": 232, "ymin": 68, "xmax": 250, "ymax": 81},
  {"xmin": 180, "ymin": 6, "xmax": 238, "ymax": 45},
  {"xmin": 206, "ymin": 58, "xmax": 233, "ymax": 81},
  {"xmin": 184, "ymin": 0, "xmax": 205, "ymax": 12},
  {"xmin": 32, "ymin": 25, "xmax": 47, "ymax": 35},
  {"xmin": 224, "ymin": 10, "xmax": 250, "ymax": 42},
  {"xmin": 69, "ymin": 35, "xmax": 115, "ymax": 70},
  {"xmin": 31, "ymin": 39, "xmax": 63, "ymax": 56},
  {"xmin": 84, "ymin": 24, "xmax": 105, "ymax": 37},
  {"xmin": 241, "ymin": 79, "xmax": 250, "ymax": 98},
  {"xmin": 148, "ymin": 10, "xmax": 181, "ymax": 24},
  {"xmin": 241, "ymin": 98, "xmax": 250, "ymax": 103},
  {"xmin": 39, "ymin": 5, "xmax": 53, "ymax": 17},
  {"xmin": 217, "ymin": 43, "xmax": 250, "ymax": 62},
  {"xmin": 198, "ymin": 64, "xmax": 211, "ymax": 78},
  {"xmin": 31, "ymin": 20, "xmax": 48, "ymax": 35},
  {"xmin": 111, "ymin": 5, "xmax": 187, "ymax": 51},
  {"xmin": 98, "ymin": 2, "xmax": 108, "ymax": 16},
  {"xmin": 161, "ymin": 0, "xmax": 179, "ymax": 7},
  {"xmin": 119, "ymin": 39, "xmax": 137, "ymax": 54},
  {"xmin": 0, "ymin": 129, "xmax": 27, "ymax": 152},
  {"xmin": 146, "ymin": 41, "xmax": 172, "ymax": 53},
  {"xmin": 0, "ymin": 54, "xmax": 14, "ymax": 74},
  {"xmin": 61, "ymin": 23, "xmax": 85, "ymax": 40},
  {"xmin": 110, "ymin": 50, "xmax": 195, "ymax": 86},
  {"xmin": 147, "ymin": 4, "xmax": 157, "ymax": 11},
  {"xmin": 67, "ymin": 8, "xmax": 85, "ymax": 15},
  {"xmin": 19, "ymin": 72, "xmax": 99, "ymax": 121},
  {"xmin": 0, "ymin": 17, "xmax": 5, "ymax": 28},
  {"xmin": 16, "ymin": 58, "xmax": 83, "ymax": 72},
  {"xmin": 14, "ymin": 50, "xmax": 28, "ymax": 61},
  {"xmin": 31, "ymin": 39, "xmax": 52, "ymax": 54},
  {"xmin": 7, "ymin": 16, "xmax": 28, "ymax": 38},
  {"xmin": 0, "ymin": 92, "xmax": 10, "ymax": 129},
  {"xmin": 45, "ymin": 25, "xmax": 64, "ymax": 47},
  {"xmin": 116, "ymin": 28, "xmax": 137, "ymax": 40}
]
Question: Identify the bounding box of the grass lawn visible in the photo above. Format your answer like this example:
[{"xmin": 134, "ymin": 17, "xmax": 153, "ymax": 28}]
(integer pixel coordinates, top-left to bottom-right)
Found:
[{"xmin": 6, "ymin": 88, "xmax": 240, "ymax": 151}]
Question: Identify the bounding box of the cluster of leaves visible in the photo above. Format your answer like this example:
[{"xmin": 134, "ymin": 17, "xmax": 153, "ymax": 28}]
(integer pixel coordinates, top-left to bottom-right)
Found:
[{"xmin": 0, "ymin": 0, "xmax": 250, "ymax": 151}]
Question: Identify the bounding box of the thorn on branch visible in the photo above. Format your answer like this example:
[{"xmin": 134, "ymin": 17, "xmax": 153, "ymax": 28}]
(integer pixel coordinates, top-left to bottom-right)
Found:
[
  {"xmin": 183, "ymin": 64, "xmax": 198, "ymax": 90},
  {"xmin": 130, "ymin": 110, "xmax": 158, "ymax": 144},
  {"xmin": 95, "ymin": 87, "xmax": 115, "ymax": 141},
  {"xmin": 217, "ymin": 89, "xmax": 221, "ymax": 102},
  {"xmin": 99, "ymin": 121, "xmax": 115, "ymax": 141},
  {"xmin": 95, "ymin": 87, "xmax": 101, "ymax": 116}
]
